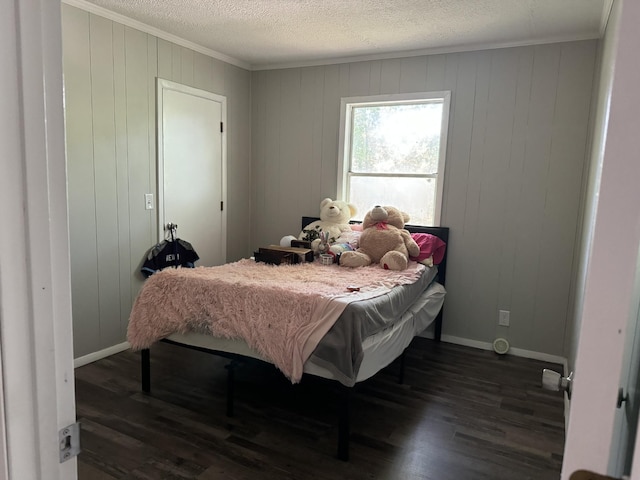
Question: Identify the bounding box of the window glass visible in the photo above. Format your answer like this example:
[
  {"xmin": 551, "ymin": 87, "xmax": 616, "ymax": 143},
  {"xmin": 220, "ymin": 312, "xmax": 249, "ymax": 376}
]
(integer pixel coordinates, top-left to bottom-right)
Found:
[
  {"xmin": 339, "ymin": 92, "xmax": 450, "ymax": 226},
  {"xmin": 349, "ymin": 176, "xmax": 436, "ymax": 226},
  {"xmin": 351, "ymin": 103, "xmax": 443, "ymax": 175}
]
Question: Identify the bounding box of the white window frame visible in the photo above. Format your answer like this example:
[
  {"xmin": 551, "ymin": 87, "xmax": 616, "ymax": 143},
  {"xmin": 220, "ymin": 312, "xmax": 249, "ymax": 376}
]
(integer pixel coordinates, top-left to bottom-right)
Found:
[{"xmin": 337, "ymin": 91, "xmax": 451, "ymax": 226}]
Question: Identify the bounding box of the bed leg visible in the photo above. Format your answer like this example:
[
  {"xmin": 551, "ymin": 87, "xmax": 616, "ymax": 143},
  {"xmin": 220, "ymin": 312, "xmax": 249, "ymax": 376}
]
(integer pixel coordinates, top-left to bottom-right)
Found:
[
  {"xmin": 224, "ymin": 360, "xmax": 238, "ymax": 417},
  {"xmin": 141, "ymin": 349, "xmax": 150, "ymax": 393},
  {"xmin": 337, "ymin": 386, "xmax": 352, "ymax": 461}
]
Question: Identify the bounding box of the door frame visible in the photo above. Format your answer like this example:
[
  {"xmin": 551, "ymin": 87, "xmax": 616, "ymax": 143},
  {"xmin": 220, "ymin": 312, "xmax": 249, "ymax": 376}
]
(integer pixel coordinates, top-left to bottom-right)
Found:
[
  {"xmin": 562, "ymin": 0, "xmax": 640, "ymax": 477},
  {"xmin": 1, "ymin": 1, "xmax": 77, "ymax": 479},
  {"xmin": 156, "ymin": 78, "xmax": 228, "ymax": 248}
]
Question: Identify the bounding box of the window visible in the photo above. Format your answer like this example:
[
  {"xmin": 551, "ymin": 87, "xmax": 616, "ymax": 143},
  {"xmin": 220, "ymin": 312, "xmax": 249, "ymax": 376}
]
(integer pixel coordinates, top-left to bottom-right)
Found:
[{"xmin": 338, "ymin": 92, "xmax": 451, "ymax": 226}]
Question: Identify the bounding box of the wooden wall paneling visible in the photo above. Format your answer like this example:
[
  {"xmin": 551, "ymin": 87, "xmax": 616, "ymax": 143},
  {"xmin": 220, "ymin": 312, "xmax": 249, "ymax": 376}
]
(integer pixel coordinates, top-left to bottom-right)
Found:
[
  {"xmin": 61, "ymin": 5, "xmax": 597, "ymax": 360},
  {"xmin": 147, "ymin": 35, "xmax": 158, "ymax": 246},
  {"xmin": 440, "ymin": 51, "xmax": 459, "ymax": 206},
  {"xmin": 247, "ymin": 42, "xmax": 596, "ymax": 357},
  {"xmin": 439, "ymin": 51, "xmax": 464, "ymax": 227},
  {"xmin": 124, "ymin": 26, "xmax": 153, "ymax": 304},
  {"xmin": 264, "ymin": 70, "xmax": 283, "ymax": 243},
  {"xmin": 251, "ymin": 70, "xmax": 267, "ymax": 250},
  {"xmin": 62, "ymin": 6, "xmax": 100, "ymax": 356},
  {"xmin": 379, "ymin": 57, "xmax": 402, "ymax": 94},
  {"xmin": 438, "ymin": 51, "xmax": 459, "ymax": 336},
  {"xmin": 458, "ymin": 49, "xmax": 491, "ymax": 341},
  {"xmin": 320, "ymin": 65, "xmax": 341, "ymax": 200},
  {"xmin": 210, "ymin": 58, "xmax": 226, "ymax": 95},
  {"xmin": 112, "ymin": 21, "xmax": 132, "ymax": 338},
  {"xmin": 339, "ymin": 63, "xmax": 350, "ymax": 99},
  {"xmin": 225, "ymin": 64, "xmax": 237, "ymax": 257},
  {"xmin": 399, "ymin": 56, "xmax": 427, "ymax": 93},
  {"xmin": 330, "ymin": 63, "xmax": 352, "ymax": 202},
  {"xmin": 63, "ymin": 5, "xmax": 253, "ymax": 358},
  {"xmin": 299, "ymin": 67, "xmax": 322, "ymax": 219},
  {"xmin": 335, "ymin": 62, "xmax": 351, "ymax": 202},
  {"xmin": 439, "ymin": 51, "xmax": 476, "ymax": 339},
  {"xmin": 171, "ymin": 43, "xmax": 182, "ymax": 83},
  {"xmin": 89, "ymin": 14, "xmax": 121, "ymax": 346},
  {"xmin": 496, "ymin": 48, "xmax": 534, "ymax": 328},
  {"xmin": 426, "ymin": 54, "xmax": 447, "ymax": 91},
  {"xmin": 157, "ymin": 39, "xmax": 173, "ymax": 81},
  {"xmin": 368, "ymin": 60, "xmax": 382, "ymax": 95},
  {"xmin": 442, "ymin": 52, "xmax": 460, "ymax": 97},
  {"xmin": 180, "ymin": 47, "xmax": 194, "ymax": 86},
  {"xmin": 474, "ymin": 48, "xmax": 520, "ymax": 344},
  {"xmin": 348, "ymin": 61, "xmax": 372, "ymax": 97},
  {"xmin": 510, "ymin": 44, "xmax": 561, "ymax": 350},
  {"xmin": 226, "ymin": 65, "xmax": 252, "ymax": 261},
  {"xmin": 531, "ymin": 42, "xmax": 596, "ymax": 355},
  {"xmin": 193, "ymin": 52, "xmax": 213, "ymax": 91},
  {"xmin": 310, "ymin": 67, "xmax": 327, "ymax": 212},
  {"xmin": 279, "ymin": 68, "xmax": 303, "ymax": 239}
]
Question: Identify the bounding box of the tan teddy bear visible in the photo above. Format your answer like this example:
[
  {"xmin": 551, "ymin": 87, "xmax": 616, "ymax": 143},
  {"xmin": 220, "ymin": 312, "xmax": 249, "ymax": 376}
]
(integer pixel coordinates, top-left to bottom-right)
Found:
[{"xmin": 339, "ymin": 205, "xmax": 420, "ymax": 271}]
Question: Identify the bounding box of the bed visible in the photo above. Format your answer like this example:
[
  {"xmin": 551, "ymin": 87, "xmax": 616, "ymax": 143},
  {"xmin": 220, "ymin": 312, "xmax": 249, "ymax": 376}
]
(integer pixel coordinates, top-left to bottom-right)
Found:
[{"xmin": 128, "ymin": 217, "xmax": 448, "ymax": 460}]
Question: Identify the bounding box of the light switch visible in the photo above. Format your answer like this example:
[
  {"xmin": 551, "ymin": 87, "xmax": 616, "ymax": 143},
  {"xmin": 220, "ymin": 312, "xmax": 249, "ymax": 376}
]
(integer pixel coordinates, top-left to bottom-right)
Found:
[{"xmin": 145, "ymin": 193, "xmax": 154, "ymax": 210}]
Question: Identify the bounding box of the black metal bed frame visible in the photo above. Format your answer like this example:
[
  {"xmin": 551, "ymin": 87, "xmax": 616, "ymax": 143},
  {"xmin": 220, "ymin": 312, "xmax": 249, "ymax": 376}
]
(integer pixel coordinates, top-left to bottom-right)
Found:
[{"xmin": 139, "ymin": 219, "xmax": 449, "ymax": 461}]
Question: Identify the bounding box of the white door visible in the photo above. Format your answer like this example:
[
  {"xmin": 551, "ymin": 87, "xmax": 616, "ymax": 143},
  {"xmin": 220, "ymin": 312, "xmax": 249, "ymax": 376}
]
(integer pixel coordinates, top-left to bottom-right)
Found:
[
  {"xmin": 561, "ymin": 0, "xmax": 640, "ymax": 478},
  {"xmin": 157, "ymin": 79, "xmax": 227, "ymax": 267},
  {"xmin": 1, "ymin": 0, "xmax": 77, "ymax": 478}
]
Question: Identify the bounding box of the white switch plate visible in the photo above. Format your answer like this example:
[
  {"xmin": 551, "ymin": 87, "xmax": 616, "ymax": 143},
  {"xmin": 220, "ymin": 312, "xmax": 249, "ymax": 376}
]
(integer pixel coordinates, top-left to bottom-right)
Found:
[
  {"xmin": 498, "ymin": 310, "xmax": 510, "ymax": 327},
  {"xmin": 144, "ymin": 193, "xmax": 154, "ymax": 210}
]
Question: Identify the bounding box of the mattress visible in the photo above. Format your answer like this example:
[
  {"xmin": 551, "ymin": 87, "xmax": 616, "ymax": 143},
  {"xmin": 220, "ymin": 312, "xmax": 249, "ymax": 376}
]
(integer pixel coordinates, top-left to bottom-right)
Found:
[{"xmin": 166, "ymin": 265, "xmax": 445, "ymax": 386}]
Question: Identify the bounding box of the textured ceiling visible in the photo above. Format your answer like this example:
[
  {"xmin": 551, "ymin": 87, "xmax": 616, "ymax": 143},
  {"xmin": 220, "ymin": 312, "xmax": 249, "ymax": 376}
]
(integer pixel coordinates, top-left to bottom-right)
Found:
[{"xmin": 74, "ymin": 0, "xmax": 609, "ymax": 69}]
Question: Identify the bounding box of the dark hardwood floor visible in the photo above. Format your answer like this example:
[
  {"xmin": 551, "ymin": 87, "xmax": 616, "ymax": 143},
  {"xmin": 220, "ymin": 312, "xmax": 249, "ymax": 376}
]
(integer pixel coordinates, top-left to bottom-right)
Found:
[{"xmin": 75, "ymin": 338, "xmax": 565, "ymax": 479}]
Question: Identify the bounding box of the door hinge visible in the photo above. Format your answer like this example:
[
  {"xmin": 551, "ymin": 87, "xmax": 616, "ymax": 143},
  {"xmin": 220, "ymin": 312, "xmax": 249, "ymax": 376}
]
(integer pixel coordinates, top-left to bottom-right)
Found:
[
  {"xmin": 220, "ymin": 201, "xmax": 224, "ymax": 211},
  {"xmin": 59, "ymin": 422, "xmax": 81, "ymax": 463},
  {"xmin": 220, "ymin": 122, "xmax": 224, "ymax": 133}
]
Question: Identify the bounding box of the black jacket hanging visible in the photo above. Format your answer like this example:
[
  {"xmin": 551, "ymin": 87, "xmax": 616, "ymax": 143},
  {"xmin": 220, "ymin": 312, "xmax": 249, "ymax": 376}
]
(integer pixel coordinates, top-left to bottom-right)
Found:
[{"xmin": 140, "ymin": 238, "xmax": 199, "ymax": 278}]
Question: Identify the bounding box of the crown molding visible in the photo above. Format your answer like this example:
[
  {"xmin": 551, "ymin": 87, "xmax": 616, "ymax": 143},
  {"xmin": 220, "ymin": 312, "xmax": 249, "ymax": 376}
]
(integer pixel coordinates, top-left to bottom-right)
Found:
[
  {"xmin": 252, "ymin": 34, "xmax": 602, "ymax": 71},
  {"xmin": 61, "ymin": 0, "xmax": 251, "ymax": 71}
]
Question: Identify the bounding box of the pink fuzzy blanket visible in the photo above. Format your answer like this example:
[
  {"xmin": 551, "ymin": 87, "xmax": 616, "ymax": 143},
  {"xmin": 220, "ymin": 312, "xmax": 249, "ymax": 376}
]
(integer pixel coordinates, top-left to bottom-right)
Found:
[{"xmin": 127, "ymin": 259, "xmax": 424, "ymax": 382}]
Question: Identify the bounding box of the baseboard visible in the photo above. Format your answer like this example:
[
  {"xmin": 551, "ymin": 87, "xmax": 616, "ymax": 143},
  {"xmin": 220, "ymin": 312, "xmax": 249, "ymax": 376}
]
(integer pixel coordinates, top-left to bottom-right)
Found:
[
  {"xmin": 74, "ymin": 341, "xmax": 130, "ymax": 368},
  {"xmin": 423, "ymin": 333, "xmax": 567, "ymax": 365}
]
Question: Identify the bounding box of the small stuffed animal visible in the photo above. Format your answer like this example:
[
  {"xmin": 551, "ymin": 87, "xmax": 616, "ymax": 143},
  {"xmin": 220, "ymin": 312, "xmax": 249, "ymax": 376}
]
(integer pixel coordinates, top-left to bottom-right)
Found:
[
  {"xmin": 340, "ymin": 205, "xmax": 420, "ymax": 271},
  {"xmin": 299, "ymin": 198, "xmax": 357, "ymax": 254}
]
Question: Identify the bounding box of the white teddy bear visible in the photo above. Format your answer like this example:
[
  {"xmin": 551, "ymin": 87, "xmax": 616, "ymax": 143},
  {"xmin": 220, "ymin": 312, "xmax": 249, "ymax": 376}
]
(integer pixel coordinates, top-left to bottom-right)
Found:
[{"xmin": 298, "ymin": 198, "xmax": 357, "ymax": 254}]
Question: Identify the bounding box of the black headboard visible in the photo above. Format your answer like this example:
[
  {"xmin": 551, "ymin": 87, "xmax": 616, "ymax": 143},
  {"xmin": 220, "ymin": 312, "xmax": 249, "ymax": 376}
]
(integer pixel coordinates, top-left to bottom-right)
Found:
[{"xmin": 301, "ymin": 216, "xmax": 449, "ymax": 286}]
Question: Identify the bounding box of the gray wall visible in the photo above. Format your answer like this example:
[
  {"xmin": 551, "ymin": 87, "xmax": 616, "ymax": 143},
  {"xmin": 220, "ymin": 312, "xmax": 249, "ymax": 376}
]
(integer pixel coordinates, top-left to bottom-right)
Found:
[
  {"xmin": 62, "ymin": 4, "xmax": 251, "ymax": 357},
  {"xmin": 251, "ymin": 41, "xmax": 597, "ymax": 357},
  {"xmin": 63, "ymin": 0, "xmax": 598, "ymax": 360}
]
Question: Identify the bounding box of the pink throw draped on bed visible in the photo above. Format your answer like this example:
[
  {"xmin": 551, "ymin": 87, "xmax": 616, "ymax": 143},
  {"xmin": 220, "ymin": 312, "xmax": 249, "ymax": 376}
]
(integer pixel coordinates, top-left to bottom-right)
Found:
[{"xmin": 127, "ymin": 259, "xmax": 425, "ymax": 382}]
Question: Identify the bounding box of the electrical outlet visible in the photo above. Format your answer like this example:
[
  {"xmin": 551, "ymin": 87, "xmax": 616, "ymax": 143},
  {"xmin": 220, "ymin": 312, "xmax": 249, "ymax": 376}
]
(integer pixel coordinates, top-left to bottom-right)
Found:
[
  {"xmin": 144, "ymin": 193, "xmax": 154, "ymax": 210},
  {"xmin": 498, "ymin": 310, "xmax": 510, "ymax": 327}
]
